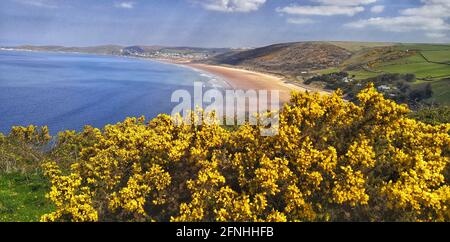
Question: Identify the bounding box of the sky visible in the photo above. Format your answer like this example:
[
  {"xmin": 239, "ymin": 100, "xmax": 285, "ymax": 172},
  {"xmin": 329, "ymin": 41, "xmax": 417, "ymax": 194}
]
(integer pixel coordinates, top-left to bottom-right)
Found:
[{"xmin": 0, "ymin": 0, "xmax": 449, "ymax": 48}]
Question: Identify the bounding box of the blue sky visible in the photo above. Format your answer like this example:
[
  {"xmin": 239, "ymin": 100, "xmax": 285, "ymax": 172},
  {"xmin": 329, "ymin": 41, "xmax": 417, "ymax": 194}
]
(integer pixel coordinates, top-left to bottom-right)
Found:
[{"xmin": 0, "ymin": 0, "xmax": 449, "ymax": 47}]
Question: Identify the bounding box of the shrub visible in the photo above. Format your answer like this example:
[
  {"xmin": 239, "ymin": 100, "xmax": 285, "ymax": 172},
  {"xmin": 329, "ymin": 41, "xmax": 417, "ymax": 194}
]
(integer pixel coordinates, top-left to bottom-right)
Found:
[
  {"xmin": 305, "ymin": 73, "xmax": 429, "ymax": 107},
  {"xmin": 404, "ymin": 73, "xmax": 416, "ymax": 83},
  {"xmin": 1, "ymin": 126, "xmax": 51, "ymax": 174},
  {"xmin": 410, "ymin": 105, "xmax": 450, "ymax": 125},
  {"xmin": 8, "ymin": 125, "xmax": 51, "ymax": 147},
  {"xmin": 0, "ymin": 133, "xmax": 5, "ymax": 143},
  {"xmin": 41, "ymin": 85, "xmax": 450, "ymax": 222}
]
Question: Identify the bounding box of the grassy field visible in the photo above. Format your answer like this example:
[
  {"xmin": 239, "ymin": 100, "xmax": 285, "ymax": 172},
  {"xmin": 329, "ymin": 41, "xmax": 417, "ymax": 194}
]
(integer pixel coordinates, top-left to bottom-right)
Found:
[
  {"xmin": 318, "ymin": 43, "xmax": 450, "ymax": 105},
  {"xmin": 314, "ymin": 67, "xmax": 341, "ymax": 75},
  {"xmin": 347, "ymin": 70, "xmax": 381, "ymax": 80},
  {"xmin": 421, "ymin": 50, "xmax": 450, "ymax": 64},
  {"xmin": 397, "ymin": 43, "xmax": 450, "ymax": 52},
  {"xmin": 340, "ymin": 44, "xmax": 450, "ymax": 78},
  {"xmin": 375, "ymin": 55, "xmax": 450, "ymax": 80},
  {"xmin": 0, "ymin": 173, "xmax": 53, "ymax": 222},
  {"xmin": 426, "ymin": 79, "xmax": 450, "ymax": 105}
]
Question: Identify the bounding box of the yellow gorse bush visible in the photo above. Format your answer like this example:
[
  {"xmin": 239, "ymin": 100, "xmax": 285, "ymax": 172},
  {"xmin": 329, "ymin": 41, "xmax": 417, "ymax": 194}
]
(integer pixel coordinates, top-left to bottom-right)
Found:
[
  {"xmin": 41, "ymin": 85, "xmax": 450, "ymax": 222},
  {"xmin": 9, "ymin": 125, "xmax": 51, "ymax": 146},
  {"xmin": 0, "ymin": 125, "xmax": 51, "ymax": 173}
]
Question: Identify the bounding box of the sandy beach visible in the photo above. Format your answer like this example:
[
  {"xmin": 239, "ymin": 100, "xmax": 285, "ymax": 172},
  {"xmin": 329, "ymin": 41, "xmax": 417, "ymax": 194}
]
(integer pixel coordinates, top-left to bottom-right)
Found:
[{"xmin": 185, "ymin": 63, "xmax": 329, "ymax": 103}]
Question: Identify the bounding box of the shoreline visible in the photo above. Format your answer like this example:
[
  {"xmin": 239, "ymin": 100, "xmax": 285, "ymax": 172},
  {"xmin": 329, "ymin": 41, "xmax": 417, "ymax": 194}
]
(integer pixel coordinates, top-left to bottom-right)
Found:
[
  {"xmin": 153, "ymin": 58, "xmax": 330, "ymax": 103},
  {"xmin": 1, "ymin": 49, "xmax": 329, "ymax": 103},
  {"xmin": 186, "ymin": 63, "xmax": 299, "ymax": 103}
]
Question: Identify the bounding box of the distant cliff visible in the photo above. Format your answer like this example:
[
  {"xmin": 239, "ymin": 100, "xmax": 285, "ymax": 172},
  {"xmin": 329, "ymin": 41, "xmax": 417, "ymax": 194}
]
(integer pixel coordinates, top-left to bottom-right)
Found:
[
  {"xmin": 5, "ymin": 45, "xmax": 230, "ymax": 61},
  {"xmin": 10, "ymin": 45, "xmax": 124, "ymax": 55}
]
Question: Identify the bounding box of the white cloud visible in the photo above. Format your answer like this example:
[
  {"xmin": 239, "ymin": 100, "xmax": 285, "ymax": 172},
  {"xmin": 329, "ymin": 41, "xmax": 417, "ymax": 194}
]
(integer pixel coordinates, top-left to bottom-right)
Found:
[
  {"xmin": 287, "ymin": 18, "xmax": 316, "ymax": 25},
  {"xmin": 14, "ymin": 0, "xmax": 58, "ymax": 8},
  {"xmin": 370, "ymin": 5, "xmax": 384, "ymax": 14},
  {"xmin": 312, "ymin": 0, "xmax": 377, "ymax": 6},
  {"xmin": 346, "ymin": 0, "xmax": 450, "ymax": 40},
  {"xmin": 346, "ymin": 16, "xmax": 449, "ymax": 32},
  {"xmin": 401, "ymin": 0, "xmax": 450, "ymax": 18},
  {"xmin": 277, "ymin": 0, "xmax": 373, "ymax": 17},
  {"xmin": 194, "ymin": 0, "xmax": 267, "ymax": 12},
  {"xmin": 114, "ymin": 1, "xmax": 135, "ymax": 9},
  {"xmin": 277, "ymin": 5, "xmax": 365, "ymax": 16},
  {"xmin": 426, "ymin": 32, "xmax": 447, "ymax": 39}
]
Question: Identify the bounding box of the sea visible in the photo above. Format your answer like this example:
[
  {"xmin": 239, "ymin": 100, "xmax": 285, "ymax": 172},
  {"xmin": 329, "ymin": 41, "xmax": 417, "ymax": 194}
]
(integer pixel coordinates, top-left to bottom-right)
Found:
[{"xmin": 0, "ymin": 50, "xmax": 226, "ymax": 134}]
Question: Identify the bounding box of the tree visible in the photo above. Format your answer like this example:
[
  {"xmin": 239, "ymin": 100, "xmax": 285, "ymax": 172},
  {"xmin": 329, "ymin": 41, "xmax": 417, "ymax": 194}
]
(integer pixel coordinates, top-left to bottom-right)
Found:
[{"xmin": 404, "ymin": 73, "xmax": 416, "ymax": 83}]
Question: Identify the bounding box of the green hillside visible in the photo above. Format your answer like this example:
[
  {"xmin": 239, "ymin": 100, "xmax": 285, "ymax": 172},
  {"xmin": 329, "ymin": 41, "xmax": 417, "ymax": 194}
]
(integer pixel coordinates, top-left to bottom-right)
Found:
[
  {"xmin": 317, "ymin": 43, "xmax": 450, "ymax": 105},
  {"xmin": 427, "ymin": 78, "xmax": 450, "ymax": 105},
  {"xmin": 343, "ymin": 44, "xmax": 449, "ymax": 79}
]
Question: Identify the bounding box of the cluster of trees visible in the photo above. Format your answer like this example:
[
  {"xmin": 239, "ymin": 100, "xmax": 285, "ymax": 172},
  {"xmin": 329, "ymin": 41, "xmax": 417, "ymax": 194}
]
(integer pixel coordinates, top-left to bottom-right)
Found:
[
  {"xmin": 364, "ymin": 74, "xmax": 431, "ymax": 106},
  {"xmin": 370, "ymin": 73, "xmax": 416, "ymax": 83},
  {"xmin": 3, "ymin": 85, "xmax": 449, "ymax": 222},
  {"xmin": 304, "ymin": 72, "xmax": 351, "ymax": 87},
  {"xmin": 305, "ymin": 72, "xmax": 432, "ymax": 107}
]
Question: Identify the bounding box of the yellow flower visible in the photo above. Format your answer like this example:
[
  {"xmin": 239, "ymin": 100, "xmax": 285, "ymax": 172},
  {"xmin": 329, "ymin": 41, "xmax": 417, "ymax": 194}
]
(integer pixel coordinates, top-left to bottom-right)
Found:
[{"xmin": 39, "ymin": 85, "xmax": 450, "ymax": 222}]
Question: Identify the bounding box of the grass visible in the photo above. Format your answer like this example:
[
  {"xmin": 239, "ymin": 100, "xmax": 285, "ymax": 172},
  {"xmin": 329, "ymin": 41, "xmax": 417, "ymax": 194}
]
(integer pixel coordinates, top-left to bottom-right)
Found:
[
  {"xmin": 340, "ymin": 44, "xmax": 450, "ymax": 79},
  {"xmin": 421, "ymin": 50, "xmax": 450, "ymax": 64},
  {"xmin": 375, "ymin": 55, "xmax": 450, "ymax": 80},
  {"xmin": 0, "ymin": 172, "xmax": 53, "ymax": 222},
  {"xmin": 331, "ymin": 44, "xmax": 450, "ymax": 105},
  {"xmin": 347, "ymin": 70, "xmax": 380, "ymax": 80},
  {"xmin": 314, "ymin": 67, "xmax": 341, "ymax": 75},
  {"xmin": 424, "ymin": 79, "xmax": 450, "ymax": 106},
  {"xmin": 397, "ymin": 43, "xmax": 450, "ymax": 52}
]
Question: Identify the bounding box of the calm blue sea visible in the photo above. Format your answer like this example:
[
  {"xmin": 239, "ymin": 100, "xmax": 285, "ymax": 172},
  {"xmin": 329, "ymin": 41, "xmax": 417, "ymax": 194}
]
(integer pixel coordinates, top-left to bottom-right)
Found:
[{"xmin": 0, "ymin": 50, "xmax": 220, "ymax": 134}]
